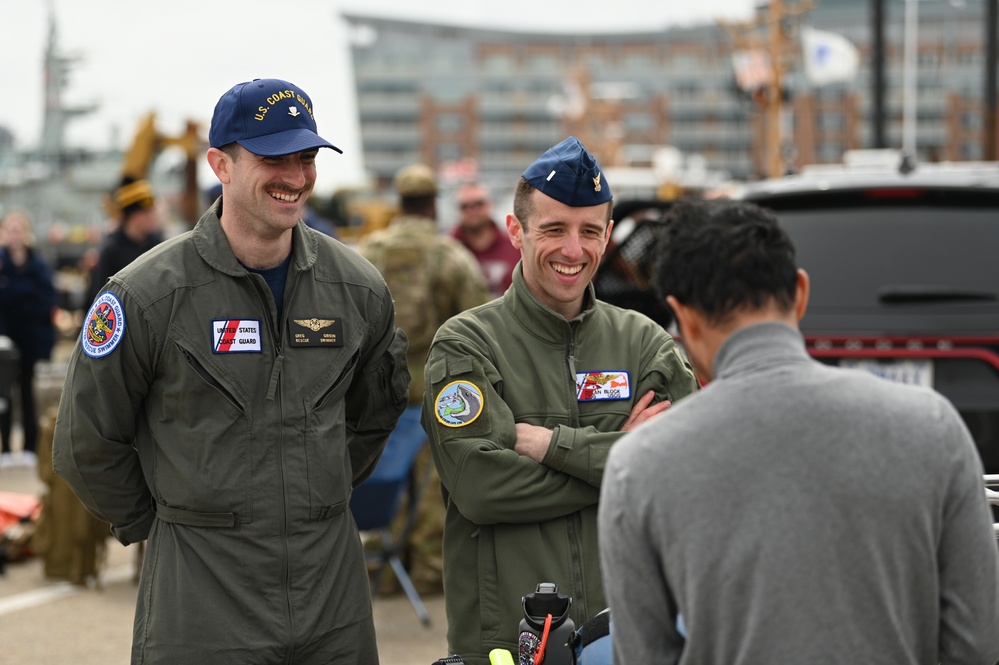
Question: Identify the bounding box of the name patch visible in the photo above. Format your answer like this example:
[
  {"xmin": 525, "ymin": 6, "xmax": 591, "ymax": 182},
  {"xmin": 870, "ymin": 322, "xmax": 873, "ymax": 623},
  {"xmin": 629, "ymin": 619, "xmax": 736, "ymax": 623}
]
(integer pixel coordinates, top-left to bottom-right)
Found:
[
  {"xmin": 576, "ymin": 371, "xmax": 631, "ymax": 401},
  {"xmin": 289, "ymin": 317, "xmax": 344, "ymax": 347},
  {"xmin": 213, "ymin": 319, "xmax": 262, "ymax": 353}
]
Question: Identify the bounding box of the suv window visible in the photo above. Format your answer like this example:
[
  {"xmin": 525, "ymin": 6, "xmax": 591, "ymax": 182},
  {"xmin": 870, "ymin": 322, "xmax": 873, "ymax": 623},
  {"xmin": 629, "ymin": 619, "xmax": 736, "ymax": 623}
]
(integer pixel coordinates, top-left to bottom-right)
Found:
[
  {"xmin": 595, "ymin": 181, "xmax": 999, "ymax": 481},
  {"xmin": 746, "ymin": 188, "xmax": 999, "ymax": 336}
]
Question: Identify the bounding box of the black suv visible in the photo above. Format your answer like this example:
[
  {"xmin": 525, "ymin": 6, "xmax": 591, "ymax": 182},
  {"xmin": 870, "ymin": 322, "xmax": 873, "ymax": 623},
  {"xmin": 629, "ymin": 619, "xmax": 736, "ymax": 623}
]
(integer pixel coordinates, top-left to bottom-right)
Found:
[{"xmin": 594, "ymin": 161, "xmax": 999, "ymax": 478}]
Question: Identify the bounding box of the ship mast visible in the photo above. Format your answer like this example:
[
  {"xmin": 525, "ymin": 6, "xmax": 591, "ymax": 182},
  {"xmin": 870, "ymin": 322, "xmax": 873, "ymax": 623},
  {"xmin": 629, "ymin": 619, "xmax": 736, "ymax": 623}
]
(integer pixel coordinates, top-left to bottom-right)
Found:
[{"xmin": 39, "ymin": 4, "xmax": 96, "ymax": 167}]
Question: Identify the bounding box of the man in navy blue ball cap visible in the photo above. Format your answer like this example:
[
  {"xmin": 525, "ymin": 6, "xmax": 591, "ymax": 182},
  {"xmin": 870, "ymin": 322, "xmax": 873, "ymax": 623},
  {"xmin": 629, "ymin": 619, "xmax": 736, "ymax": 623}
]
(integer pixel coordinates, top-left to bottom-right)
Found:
[
  {"xmin": 209, "ymin": 78, "xmax": 342, "ymax": 157},
  {"xmin": 419, "ymin": 136, "xmax": 698, "ymax": 663},
  {"xmin": 53, "ymin": 77, "xmax": 409, "ymax": 664}
]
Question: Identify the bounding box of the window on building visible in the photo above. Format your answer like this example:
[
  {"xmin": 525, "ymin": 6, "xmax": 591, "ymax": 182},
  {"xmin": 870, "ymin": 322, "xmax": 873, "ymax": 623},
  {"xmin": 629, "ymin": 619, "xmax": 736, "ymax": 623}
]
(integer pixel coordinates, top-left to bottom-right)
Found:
[
  {"xmin": 437, "ymin": 144, "xmax": 463, "ymax": 163},
  {"xmin": 437, "ymin": 115, "xmax": 465, "ymax": 133},
  {"xmin": 623, "ymin": 53, "xmax": 654, "ymax": 73},
  {"xmin": 957, "ymin": 50, "xmax": 982, "ymax": 67},
  {"xmin": 673, "ymin": 83, "xmax": 697, "ymax": 99},
  {"xmin": 624, "ymin": 112, "xmax": 656, "ymax": 134},
  {"xmin": 963, "ymin": 112, "xmax": 983, "ymax": 131},
  {"xmin": 527, "ymin": 53, "xmax": 560, "ymax": 74},
  {"xmin": 818, "ymin": 113, "xmax": 845, "ymax": 132},
  {"xmin": 672, "ymin": 53, "xmax": 700, "ymax": 70},
  {"xmin": 582, "ymin": 53, "xmax": 606, "ymax": 74},
  {"xmin": 962, "ymin": 142, "xmax": 983, "ymax": 160},
  {"xmin": 481, "ymin": 53, "xmax": 515, "ymax": 74},
  {"xmin": 917, "ymin": 50, "xmax": 940, "ymax": 69},
  {"xmin": 818, "ymin": 143, "xmax": 842, "ymax": 162}
]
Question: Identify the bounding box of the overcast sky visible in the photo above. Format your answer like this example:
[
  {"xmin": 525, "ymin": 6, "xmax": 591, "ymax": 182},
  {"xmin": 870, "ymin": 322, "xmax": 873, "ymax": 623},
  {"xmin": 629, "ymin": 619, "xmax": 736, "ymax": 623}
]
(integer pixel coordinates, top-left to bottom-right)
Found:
[{"xmin": 0, "ymin": 0, "xmax": 755, "ymax": 195}]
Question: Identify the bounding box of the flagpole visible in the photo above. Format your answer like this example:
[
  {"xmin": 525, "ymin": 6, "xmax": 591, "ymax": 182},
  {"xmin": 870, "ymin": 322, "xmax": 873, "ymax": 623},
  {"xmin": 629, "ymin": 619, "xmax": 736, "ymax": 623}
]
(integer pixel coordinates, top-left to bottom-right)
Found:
[
  {"xmin": 767, "ymin": 0, "xmax": 786, "ymax": 179},
  {"xmin": 903, "ymin": 0, "xmax": 918, "ymax": 159}
]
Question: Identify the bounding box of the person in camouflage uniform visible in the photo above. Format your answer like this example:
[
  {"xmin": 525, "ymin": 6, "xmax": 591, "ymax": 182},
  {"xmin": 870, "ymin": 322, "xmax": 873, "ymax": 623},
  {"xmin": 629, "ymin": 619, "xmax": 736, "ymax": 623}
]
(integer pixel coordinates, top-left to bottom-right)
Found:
[{"xmin": 354, "ymin": 164, "xmax": 490, "ymax": 593}]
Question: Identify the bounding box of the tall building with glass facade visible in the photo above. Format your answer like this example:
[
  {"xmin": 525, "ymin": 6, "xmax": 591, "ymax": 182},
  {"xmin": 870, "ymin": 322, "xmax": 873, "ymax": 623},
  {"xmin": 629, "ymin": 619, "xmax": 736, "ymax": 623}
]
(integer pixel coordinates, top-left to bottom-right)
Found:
[{"xmin": 344, "ymin": 0, "xmax": 994, "ymax": 193}]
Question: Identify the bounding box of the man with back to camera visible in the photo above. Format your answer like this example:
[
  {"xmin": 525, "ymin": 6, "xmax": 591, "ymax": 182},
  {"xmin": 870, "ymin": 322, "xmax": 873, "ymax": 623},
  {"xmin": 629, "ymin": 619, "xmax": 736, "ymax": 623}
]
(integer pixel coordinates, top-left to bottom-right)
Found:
[
  {"xmin": 450, "ymin": 180, "xmax": 521, "ymax": 298},
  {"xmin": 53, "ymin": 78, "xmax": 410, "ymax": 664},
  {"xmin": 598, "ymin": 196, "xmax": 999, "ymax": 664},
  {"xmin": 421, "ymin": 136, "xmax": 699, "ymax": 663}
]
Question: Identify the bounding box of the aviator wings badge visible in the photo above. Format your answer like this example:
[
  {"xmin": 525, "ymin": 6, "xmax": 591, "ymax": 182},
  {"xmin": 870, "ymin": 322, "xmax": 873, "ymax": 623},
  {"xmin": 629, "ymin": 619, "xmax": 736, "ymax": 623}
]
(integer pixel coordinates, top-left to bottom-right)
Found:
[{"xmin": 294, "ymin": 318, "xmax": 335, "ymax": 332}]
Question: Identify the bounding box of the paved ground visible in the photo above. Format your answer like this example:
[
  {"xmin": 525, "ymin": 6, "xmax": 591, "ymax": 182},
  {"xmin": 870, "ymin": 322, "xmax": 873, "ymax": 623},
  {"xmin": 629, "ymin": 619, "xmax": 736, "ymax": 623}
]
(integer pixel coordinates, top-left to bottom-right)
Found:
[
  {"xmin": 0, "ymin": 463, "xmax": 449, "ymax": 664},
  {"xmin": 0, "ymin": 344, "xmax": 450, "ymax": 664}
]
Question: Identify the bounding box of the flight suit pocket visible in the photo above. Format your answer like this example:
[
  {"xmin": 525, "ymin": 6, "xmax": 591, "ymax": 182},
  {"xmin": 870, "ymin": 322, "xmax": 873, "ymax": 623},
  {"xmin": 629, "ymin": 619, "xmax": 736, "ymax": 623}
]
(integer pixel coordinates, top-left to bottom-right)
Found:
[
  {"xmin": 304, "ymin": 351, "xmax": 359, "ymax": 520},
  {"xmin": 158, "ymin": 337, "xmax": 253, "ymax": 522}
]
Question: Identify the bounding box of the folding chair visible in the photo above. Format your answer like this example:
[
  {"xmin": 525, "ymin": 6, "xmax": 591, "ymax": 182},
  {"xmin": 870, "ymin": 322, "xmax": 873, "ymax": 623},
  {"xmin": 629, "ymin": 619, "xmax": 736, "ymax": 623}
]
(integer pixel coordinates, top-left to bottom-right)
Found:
[{"xmin": 350, "ymin": 405, "xmax": 433, "ymax": 625}]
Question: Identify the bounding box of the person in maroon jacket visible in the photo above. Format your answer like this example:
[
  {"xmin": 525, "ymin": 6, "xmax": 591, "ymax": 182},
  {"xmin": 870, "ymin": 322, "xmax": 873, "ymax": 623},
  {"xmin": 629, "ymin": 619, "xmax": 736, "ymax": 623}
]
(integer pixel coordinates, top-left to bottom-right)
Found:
[{"xmin": 450, "ymin": 181, "xmax": 520, "ymax": 298}]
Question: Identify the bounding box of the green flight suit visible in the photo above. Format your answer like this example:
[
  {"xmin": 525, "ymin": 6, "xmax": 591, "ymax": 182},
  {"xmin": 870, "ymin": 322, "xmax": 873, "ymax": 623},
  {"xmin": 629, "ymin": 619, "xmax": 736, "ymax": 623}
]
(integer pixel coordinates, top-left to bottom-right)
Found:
[
  {"xmin": 53, "ymin": 205, "xmax": 410, "ymax": 664},
  {"xmin": 421, "ymin": 265, "xmax": 698, "ymax": 664}
]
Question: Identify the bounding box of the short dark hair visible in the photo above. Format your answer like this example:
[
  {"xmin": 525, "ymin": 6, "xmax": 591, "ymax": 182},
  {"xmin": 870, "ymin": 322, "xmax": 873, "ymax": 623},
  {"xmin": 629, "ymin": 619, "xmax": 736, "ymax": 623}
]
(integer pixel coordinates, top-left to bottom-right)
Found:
[
  {"xmin": 653, "ymin": 196, "xmax": 798, "ymax": 325},
  {"xmin": 512, "ymin": 177, "xmax": 536, "ymax": 228}
]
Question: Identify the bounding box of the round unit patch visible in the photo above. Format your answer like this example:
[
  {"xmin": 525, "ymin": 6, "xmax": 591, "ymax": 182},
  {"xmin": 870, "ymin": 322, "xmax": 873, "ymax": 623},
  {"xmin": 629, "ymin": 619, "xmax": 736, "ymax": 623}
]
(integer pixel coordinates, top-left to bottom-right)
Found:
[
  {"xmin": 434, "ymin": 380, "xmax": 484, "ymax": 427},
  {"xmin": 82, "ymin": 292, "xmax": 126, "ymax": 358}
]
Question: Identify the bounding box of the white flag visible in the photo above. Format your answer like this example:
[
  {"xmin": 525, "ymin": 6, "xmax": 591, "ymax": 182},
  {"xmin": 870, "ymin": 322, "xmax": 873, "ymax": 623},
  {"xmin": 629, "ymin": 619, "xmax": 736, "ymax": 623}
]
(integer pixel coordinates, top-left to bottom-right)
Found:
[{"xmin": 801, "ymin": 26, "xmax": 860, "ymax": 86}]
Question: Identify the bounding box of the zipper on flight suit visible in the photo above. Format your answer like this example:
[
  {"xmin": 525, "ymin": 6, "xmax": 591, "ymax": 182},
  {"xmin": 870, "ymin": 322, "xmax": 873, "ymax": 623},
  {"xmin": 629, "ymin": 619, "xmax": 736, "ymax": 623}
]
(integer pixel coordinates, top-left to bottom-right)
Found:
[
  {"xmin": 246, "ymin": 269, "xmax": 296, "ymax": 660},
  {"xmin": 178, "ymin": 347, "xmax": 244, "ymax": 413},
  {"xmin": 566, "ymin": 320, "xmax": 581, "ymax": 426},
  {"xmin": 564, "ymin": 319, "xmax": 586, "ymax": 620}
]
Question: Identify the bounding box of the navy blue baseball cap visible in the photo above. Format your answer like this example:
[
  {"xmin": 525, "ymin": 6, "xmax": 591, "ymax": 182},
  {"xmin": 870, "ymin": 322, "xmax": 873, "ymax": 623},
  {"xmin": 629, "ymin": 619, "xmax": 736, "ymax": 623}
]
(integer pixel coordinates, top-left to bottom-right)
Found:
[
  {"xmin": 522, "ymin": 136, "xmax": 612, "ymax": 207},
  {"xmin": 209, "ymin": 78, "xmax": 342, "ymax": 157}
]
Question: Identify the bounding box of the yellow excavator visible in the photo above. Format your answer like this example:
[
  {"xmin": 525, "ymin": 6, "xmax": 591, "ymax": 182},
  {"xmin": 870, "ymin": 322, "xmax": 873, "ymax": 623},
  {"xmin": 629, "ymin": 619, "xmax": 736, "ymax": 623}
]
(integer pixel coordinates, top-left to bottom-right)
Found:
[{"xmin": 117, "ymin": 111, "xmax": 204, "ymax": 227}]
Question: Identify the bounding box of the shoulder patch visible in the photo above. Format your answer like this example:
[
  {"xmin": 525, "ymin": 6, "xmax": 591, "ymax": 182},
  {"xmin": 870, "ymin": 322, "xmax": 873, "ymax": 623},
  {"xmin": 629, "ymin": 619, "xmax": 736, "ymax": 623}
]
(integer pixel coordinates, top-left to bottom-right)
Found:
[
  {"xmin": 434, "ymin": 380, "xmax": 484, "ymax": 427},
  {"xmin": 82, "ymin": 292, "xmax": 126, "ymax": 358}
]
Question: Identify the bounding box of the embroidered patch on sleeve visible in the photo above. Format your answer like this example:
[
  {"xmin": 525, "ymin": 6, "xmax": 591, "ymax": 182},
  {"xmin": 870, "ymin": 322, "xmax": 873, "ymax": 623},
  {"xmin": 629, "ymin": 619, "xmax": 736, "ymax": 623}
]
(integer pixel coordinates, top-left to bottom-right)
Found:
[
  {"xmin": 434, "ymin": 380, "xmax": 485, "ymax": 427},
  {"xmin": 576, "ymin": 370, "xmax": 632, "ymax": 401},
  {"xmin": 82, "ymin": 292, "xmax": 126, "ymax": 358}
]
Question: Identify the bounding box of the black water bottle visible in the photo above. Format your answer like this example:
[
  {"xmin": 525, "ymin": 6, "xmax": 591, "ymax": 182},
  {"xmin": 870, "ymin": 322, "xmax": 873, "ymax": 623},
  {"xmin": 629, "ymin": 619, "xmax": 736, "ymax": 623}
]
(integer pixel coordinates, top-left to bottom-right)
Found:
[{"xmin": 517, "ymin": 582, "xmax": 575, "ymax": 665}]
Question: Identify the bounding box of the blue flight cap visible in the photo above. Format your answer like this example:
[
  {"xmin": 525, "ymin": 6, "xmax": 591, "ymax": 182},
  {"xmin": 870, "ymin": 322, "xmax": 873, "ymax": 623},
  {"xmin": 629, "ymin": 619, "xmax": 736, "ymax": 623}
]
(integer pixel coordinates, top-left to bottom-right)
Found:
[
  {"xmin": 209, "ymin": 78, "xmax": 342, "ymax": 157},
  {"xmin": 521, "ymin": 136, "xmax": 612, "ymax": 207}
]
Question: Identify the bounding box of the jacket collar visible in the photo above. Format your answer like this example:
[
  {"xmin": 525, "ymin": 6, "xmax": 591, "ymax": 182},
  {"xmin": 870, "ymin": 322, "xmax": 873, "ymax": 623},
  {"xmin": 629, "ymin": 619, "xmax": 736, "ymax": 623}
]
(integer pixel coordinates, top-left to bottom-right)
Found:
[
  {"xmin": 714, "ymin": 321, "xmax": 810, "ymax": 380},
  {"xmin": 192, "ymin": 200, "xmax": 318, "ymax": 277},
  {"xmin": 502, "ymin": 263, "xmax": 597, "ymax": 342}
]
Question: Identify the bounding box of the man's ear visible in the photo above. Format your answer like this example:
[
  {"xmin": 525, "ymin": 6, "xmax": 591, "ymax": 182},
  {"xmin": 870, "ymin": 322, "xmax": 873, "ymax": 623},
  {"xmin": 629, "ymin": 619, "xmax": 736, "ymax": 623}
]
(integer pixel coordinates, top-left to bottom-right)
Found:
[
  {"xmin": 666, "ymin": 295, "xmax": 699, "ymax": 342},
  {"xmin": 206, "ymin": 147, "xmax": 232, "ymax": 184},
  {"xmin": 794, "ymin": 268, "xmax": 810, "ymax": 321},
  {"xmin": 506, "ymin": 213, "xmax": 524, "ymax": 250}
]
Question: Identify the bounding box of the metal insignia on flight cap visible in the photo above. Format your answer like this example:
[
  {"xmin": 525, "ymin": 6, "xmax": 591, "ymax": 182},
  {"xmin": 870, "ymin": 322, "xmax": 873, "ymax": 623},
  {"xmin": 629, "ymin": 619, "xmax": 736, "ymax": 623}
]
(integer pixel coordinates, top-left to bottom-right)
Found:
[
  {"xmin": 294, "ymin": 318, "xmax": 335, "ymax": 332},
  {"xmin": 593, "ymin": 172, "xmax": 602, "ymax": 192}
]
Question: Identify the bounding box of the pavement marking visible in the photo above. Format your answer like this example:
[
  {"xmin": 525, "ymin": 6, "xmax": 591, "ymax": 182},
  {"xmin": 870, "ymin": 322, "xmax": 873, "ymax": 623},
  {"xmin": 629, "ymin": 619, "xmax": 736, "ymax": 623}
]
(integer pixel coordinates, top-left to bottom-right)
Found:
[{"xmin": 0, "ymin": 565, "xmax": 133, "ymax": 616}]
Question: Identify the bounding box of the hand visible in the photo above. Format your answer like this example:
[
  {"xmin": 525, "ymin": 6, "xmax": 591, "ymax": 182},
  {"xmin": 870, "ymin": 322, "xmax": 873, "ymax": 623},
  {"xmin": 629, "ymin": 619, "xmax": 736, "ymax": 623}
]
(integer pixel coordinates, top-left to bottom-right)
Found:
[
  {"xmin": 513, "ymin": 423, "xmax": 552, "ymax": 463},
  {"xmin": 621, "ymin": 390, "xmax": 671, "ymax": 432}
]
